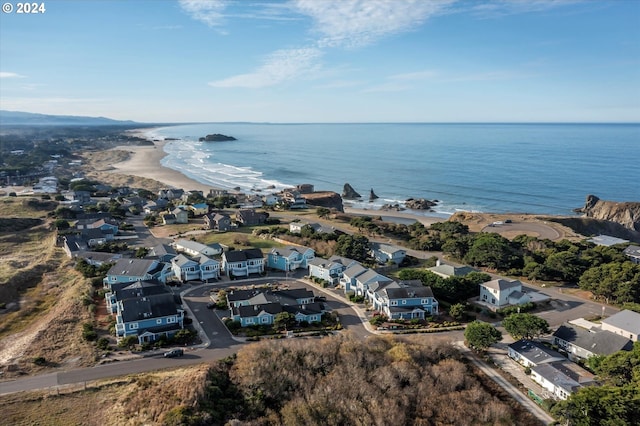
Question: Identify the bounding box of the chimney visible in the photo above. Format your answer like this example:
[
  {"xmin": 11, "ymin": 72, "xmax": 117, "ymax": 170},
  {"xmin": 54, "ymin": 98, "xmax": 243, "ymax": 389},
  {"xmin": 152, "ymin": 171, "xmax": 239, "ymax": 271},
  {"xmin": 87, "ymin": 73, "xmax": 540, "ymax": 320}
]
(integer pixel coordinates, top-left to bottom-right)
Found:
[{"xmin": 436, "ymin": 259, "xmax": 441, "ymax": 267}]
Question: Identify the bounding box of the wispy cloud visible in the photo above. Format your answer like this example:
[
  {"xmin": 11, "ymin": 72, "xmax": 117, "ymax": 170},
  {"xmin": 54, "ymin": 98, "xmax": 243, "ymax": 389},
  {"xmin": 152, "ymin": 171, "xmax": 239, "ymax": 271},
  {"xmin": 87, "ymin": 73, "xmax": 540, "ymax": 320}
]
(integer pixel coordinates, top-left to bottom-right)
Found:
[
  {"xmin": 292, "ymin": 0, "xmax": 455, "ymax": 48},
  {"xmin": 0, "ymin": 72, "xmax": 26, "ymax": 79},
  {"xmin": 179, "ymin": 0, "xmax": 228, "ymax": 30},
  {"xmin": 469, "ymin": 0, "xmax": 584, "ymax": 18},
  {"xmin": 208, "ymin": 47, "xmax": 323, "ymax": 88}
]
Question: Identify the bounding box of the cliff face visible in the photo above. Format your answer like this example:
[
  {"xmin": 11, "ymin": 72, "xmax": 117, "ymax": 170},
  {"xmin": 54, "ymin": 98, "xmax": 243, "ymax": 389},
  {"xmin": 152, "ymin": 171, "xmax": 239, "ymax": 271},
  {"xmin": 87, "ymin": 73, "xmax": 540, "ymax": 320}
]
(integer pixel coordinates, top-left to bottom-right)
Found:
[
  {"xmin": 575, "ymin": 195, "xmax": 640, "ymax": 232},
  {"xmin": 301, "ymin": 191, "xmax": 344, "ymax": 212}
]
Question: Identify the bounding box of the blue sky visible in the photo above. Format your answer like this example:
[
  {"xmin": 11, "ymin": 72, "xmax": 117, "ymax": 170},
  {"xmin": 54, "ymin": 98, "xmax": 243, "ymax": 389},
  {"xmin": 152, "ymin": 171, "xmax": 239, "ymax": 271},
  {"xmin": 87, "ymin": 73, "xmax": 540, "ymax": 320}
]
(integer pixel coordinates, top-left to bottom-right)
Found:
[{"xmin": 1, "ymin": 0, "xmax": 638, "ymax": 123}]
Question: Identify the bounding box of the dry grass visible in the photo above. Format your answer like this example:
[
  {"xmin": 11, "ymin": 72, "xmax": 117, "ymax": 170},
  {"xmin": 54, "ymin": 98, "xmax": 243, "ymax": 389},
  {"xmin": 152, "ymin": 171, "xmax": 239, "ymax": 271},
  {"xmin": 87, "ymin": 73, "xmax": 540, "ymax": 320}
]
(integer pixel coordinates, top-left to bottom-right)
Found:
[{"xmin": 0, "ymin": 364, "xmax": 211, "ymax": 426}]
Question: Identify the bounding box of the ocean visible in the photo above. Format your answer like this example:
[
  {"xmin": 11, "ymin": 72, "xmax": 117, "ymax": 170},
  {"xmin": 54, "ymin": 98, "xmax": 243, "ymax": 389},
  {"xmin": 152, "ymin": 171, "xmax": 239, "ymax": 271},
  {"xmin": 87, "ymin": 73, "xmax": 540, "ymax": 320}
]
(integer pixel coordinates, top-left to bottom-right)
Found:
[{"xmin": 148, "ymin": 123, "xmax": 640, "ymax": 217}]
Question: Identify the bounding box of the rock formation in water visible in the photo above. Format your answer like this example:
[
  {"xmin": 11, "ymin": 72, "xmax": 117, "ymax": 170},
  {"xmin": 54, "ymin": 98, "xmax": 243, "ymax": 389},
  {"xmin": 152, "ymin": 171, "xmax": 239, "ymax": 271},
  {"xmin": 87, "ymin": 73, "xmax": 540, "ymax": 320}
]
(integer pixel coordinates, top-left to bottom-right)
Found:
[
  {"xmin": 342, "ymin": 183, "xmax": 361, "ymax": 200},
  {"xmin": 369, "ymin": 188, "xmax": 379, "ymax": 202},
  {"xmin": 301, "ymin": 191, "xmax": 344, "ymax": 212},
  {"xmin": 574, "ymin": 195, "xmax": 640, "ymax": 232},
  {"xmin": 405, "ymin": 198, "xmax": 437, "ymax": 210},
  {"xmin": 199, "ymin": 134, "xmax": 236, "ymax": 142}
]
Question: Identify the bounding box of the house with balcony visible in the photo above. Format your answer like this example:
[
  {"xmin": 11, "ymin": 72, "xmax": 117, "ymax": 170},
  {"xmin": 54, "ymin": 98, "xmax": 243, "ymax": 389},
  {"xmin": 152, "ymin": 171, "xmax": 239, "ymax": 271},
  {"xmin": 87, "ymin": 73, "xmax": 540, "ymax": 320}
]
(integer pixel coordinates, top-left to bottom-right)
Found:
[
  {"xmin": 354, "ymin": 269, "xmax": 393, "ymax": 297},
  {"xmin": 308, "ymin": 256, "xmax": 359, "ymax": 285},
  {"xmin": 479, "ymin": 279, "xmax": 550, "ymax": 310},
  {"xmin": 267, "ymin": 246, "xmax": 315, "ymax": 271},
  {"xmin": 103, "ymin": 258, "xmax": 172, "ymax": 291},
  {"xmin": 379, "ymin": 286, "xmax": 439, "ymax": 319},
  {"xmin": 115, "ymin": 293, "xmax": 184, "ymax": 344},
  {"xmin": 340, "ymin": 263, "xmax": 368, "ymax": 293},
  {"xmin": 105, "ymin": 279, "xmax": 169, "ymax": 314},
  {"xmin": 171, "ymin": 254, "xmax": 220, "ymax": 282},
  {"xmin": 221, "ymin": 248, "xmax": 265, "ymax": 278}
]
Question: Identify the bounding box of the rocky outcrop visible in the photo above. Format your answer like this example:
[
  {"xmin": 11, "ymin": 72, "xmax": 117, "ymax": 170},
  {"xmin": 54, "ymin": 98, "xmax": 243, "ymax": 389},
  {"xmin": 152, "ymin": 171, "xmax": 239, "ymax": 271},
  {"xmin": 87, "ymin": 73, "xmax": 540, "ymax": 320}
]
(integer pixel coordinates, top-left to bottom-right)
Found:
[
  {"xmin": 198, "ymin": 134, "xmax": 236, "ymax": 142},
  {"xmin": 405, "ymin": 198, "xmax": 437, "ymax": 210},
  {"xmin": 369, "ymin": 188, "xmax": 379, "ymax": 202},
  {"xmin": 342, "ymin": 183, "xmax": 361, "ymax": 199},
  {"xmin": 302, "ymin": 191, "xmax": 344, "ymax": 212},
  {"xmin": 575, "ymin": 195, "xmax": 640, "ymax": 232}
]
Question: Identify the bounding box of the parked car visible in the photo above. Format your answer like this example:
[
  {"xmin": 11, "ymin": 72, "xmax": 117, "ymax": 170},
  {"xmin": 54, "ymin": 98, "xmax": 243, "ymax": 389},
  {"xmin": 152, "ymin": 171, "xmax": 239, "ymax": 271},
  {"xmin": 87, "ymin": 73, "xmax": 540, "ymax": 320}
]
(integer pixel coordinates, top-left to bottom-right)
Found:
[
  {"xmin": 163, "ymin": 348, "xmax": 184, "ymax": 358},
  {"xmin": 206, "ymin": 302, "xmax": 215, "ymax": 309}
]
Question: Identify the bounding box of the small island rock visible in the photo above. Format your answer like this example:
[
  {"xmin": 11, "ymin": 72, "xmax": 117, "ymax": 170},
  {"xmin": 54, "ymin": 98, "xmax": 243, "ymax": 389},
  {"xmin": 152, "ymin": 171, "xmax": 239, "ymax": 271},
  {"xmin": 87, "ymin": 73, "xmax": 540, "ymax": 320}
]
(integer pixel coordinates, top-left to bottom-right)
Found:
[
  {"xmin": 405, "ymin": 198, "xmax": 437, "ymax": 210},
  {"xmin": 342, "ymin": 183, "xmax": 362, "ymax": 200},
  {"xmin": 199, "ymin": 134, "xmax": 237, "ymax": 142}
]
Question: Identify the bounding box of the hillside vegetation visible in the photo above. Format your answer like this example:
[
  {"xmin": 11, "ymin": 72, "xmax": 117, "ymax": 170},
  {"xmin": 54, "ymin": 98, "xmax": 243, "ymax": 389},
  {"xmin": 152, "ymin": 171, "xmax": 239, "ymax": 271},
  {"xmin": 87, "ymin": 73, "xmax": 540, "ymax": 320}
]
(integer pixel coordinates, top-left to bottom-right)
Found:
[{"xmin": 0, "ymin": 336, "xmax": 540, "ymax": 425}]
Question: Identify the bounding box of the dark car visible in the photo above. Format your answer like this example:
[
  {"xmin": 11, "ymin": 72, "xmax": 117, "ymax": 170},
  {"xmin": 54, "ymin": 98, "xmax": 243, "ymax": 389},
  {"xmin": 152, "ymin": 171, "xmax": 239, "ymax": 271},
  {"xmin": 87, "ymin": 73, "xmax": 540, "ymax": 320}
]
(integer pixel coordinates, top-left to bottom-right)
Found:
[
  {"xmin": 163, "ymin": 348, "xmax": 184, "ymax": 358},
  {"xmin": 206, "ymin": 302, "xmax": 215, "ymax": 309}
]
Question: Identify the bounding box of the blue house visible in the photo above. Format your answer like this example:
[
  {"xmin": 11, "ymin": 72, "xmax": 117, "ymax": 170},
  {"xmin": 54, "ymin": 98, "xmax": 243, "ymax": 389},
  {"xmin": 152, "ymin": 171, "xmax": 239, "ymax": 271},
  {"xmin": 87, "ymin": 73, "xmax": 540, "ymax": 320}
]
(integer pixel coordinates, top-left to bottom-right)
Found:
[
  {"xmin": 354, "ymin": 269, "xmax": 393, "ymax": 297},
  {"xmin": 380, "ymin": 286, "xmax": 439, "ymax": 319},
  {"xmin": 267, "ymin": 246, "xmax": 315, "ymax": 271},
  {"xmin": 115, "ymin": 293, "xmax": 184, "ymax": 344},
  {"xmin": 105, "ymin": 279, "xmax": 169, "ymax": 314},
  {"xmin": 171, "ymin": 254, "xmax": 220, "ymax": 282},
  {"xmin": 103, "ymin": 258, "xmax": 172, "ymax": 290},
  {"xmin": 222, "ymin": 249, "xmax": 265, "ymax": 278},
  {"xmin": 340, "ymin": 263, "xmax": 368, "ymax": 293},
  {"xmin": 228, "ymin": 288, "xmax": 324, "ymax": 327}
]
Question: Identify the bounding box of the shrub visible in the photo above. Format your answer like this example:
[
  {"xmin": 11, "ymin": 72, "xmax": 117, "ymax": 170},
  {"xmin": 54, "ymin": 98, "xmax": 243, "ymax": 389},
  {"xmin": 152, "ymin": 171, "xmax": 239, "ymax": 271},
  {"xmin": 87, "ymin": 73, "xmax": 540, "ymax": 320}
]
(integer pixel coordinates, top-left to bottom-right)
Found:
[
  {"xmin": 82, "ymin": 323, "xmax": 98, "ymax": 341},
  {"xmin": 33, "ymin": 356, "xmax": 47, "ymax": 366},
  {"xmin": 96, "ymin": 337, "xmax": 110, "ymax": 350},
  {"xmin": 524, "ymin": 367, "xmax": 532, "ymax": 375},
  {"xmin": 118, "ymin": 335, "xmax": 138, "ymax": 349}
]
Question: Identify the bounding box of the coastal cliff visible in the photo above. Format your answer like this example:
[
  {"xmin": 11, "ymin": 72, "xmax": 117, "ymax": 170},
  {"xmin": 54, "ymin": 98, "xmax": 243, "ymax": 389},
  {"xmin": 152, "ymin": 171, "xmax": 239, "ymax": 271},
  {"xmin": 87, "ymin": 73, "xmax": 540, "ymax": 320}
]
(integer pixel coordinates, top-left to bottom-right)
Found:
[
  {"xmin": 575, "ymin": 195, "xmax": 640, "ymax": 232},
  {"xmin": 301, "ymin": 191, "xmax": 344, "ymax": 212}
]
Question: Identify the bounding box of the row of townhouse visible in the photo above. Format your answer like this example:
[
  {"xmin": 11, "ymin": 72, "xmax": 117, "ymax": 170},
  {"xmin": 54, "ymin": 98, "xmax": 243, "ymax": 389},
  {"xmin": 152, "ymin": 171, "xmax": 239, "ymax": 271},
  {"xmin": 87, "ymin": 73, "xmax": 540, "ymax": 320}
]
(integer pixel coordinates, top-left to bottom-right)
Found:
[
  {"xmin": 226, "ymin": 287, "xmax": 326, "ymax": 327},
  {"xmin": 308, "ymin": 255, "xmax": 439, "ymax": 320}
]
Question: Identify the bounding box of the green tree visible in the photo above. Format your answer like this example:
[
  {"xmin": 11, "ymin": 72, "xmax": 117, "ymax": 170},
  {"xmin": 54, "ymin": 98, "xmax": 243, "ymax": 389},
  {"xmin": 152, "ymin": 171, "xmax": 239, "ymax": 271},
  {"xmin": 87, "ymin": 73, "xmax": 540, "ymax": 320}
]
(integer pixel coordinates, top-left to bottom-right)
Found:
[
  {"xmin": 464, "ymin": 233, "xmax": 520, "ymax": 270},
  {"xmin": 579, "ymin": 262, "xmax": 640, "ymax": 304},
  {"xmin": 316, "ymin": 207, "xmax": 330, "ymax": 218},
  {"xmin": 54, "ymin": 219, "xmax": 70, "ymax": 230},
  {"xmin": 544, "ymin": 250, "xmax": 585, "ymax": 282},
  {"xmin": 502, "ymin": 313, "xmax": 549, "ymax": 340},
  {"xmin": 335, "ymin": 234, "xmax": 371, "ymax": 263},
  {"xmin": 274, "ymin": 312, "xmax": 296, "ymax": 331},
  {"xmin": 464, "ymin": 320, "xmax": 502, "ymax": 351},
  {"xmin": 449, "ymin": 303, "xmax": 467, "ymax": 321},
  {"xmin": 135, "ymin": 247, "xmax": 149, "ymax": 258}
]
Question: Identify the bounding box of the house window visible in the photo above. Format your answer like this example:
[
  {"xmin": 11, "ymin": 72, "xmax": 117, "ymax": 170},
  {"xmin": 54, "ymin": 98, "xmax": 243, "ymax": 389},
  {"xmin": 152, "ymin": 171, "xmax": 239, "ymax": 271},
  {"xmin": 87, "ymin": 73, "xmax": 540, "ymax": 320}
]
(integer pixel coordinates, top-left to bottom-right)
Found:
[
  {"xmin": 167, "ymin": 317, "xmax": 176, "ymax": 323},
  {"xmin": 156, "ymin": 319, "xmax": 162, "ymax": 324},
  {"xmin": 262, "ymin": 317, "xmax": 269, "ymax": 323},
  {"xmin": 390, "ymin": 301, "xmax": 398, "ymax": 306},
  {"xmin": 402, "ymin": 300, "xmax": 407, "ymax": 305},
  {"xmin": 247, "ymin": 318, "xmax": 254, "ymax": 324},
  {"xmin": 130, "ymin": 323, "xmax": 139, "ymax": 329}
]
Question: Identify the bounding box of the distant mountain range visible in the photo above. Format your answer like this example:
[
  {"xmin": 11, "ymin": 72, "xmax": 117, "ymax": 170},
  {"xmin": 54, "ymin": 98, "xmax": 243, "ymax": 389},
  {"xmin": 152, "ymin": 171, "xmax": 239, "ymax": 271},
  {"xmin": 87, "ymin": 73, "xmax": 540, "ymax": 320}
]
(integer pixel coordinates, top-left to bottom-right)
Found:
[{"xmin": 0, "ymin": 110, "xmax": 137, "ymax": 126}]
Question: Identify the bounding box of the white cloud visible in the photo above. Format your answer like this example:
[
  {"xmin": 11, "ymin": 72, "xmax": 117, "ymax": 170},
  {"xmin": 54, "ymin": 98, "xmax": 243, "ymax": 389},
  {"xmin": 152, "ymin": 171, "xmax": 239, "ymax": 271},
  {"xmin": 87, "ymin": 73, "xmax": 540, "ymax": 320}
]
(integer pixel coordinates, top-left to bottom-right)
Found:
[
  {"xmin": 208, "ymin": 47, "xmax": 323, "ymax": 88},
  {"xmin": 179, "ymin": 0, "xmax": 228, "ymax": 29},
  {"xmin": 470, "ymin": 0, "xmax": 584, "ymax": 17},
  {"xmin": 292, "ymin": 0, "xmax": 454, "ymax": 48},
  {"xmin": 0, "ymin": 72, "xmax": 26, "ymax": 79}
]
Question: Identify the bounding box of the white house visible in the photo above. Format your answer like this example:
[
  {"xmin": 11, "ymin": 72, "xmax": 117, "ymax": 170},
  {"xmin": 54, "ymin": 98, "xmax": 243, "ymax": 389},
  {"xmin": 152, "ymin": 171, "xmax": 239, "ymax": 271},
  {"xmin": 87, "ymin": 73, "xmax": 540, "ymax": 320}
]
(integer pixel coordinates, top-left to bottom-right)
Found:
[
  {"xmin": 479, "ymin": 279, "xmax": 549, "ymax": 309},
  {"xmin": 531, "ymin": 362, "xmax": 596, "ymax": 400},
  {"xmin": 507, "ymin": 340, "xmax": 565, "ymax": 368},
  {"xmin": 369, "ymin": 243, "xmax": 406, "ymax": 265},
  {"xmin": 600, "ymin": 310, "xmax": 640, "ymax": 341},
  {"xmin": 623, "ymin": 245, "xmax": 640, "ymax": 264},
  {"xmin": 174, "ymin": 239, "xmax": 223, "ymax": 257}
]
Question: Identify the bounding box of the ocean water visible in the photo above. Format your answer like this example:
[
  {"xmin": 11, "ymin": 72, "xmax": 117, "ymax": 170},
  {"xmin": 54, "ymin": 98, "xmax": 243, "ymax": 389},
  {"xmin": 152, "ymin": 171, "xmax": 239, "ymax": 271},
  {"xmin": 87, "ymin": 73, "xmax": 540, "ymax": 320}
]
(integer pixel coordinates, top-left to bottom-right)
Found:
[{"xmin": 149, "ymin": 123, "xmax": 640, "ymax": 217}]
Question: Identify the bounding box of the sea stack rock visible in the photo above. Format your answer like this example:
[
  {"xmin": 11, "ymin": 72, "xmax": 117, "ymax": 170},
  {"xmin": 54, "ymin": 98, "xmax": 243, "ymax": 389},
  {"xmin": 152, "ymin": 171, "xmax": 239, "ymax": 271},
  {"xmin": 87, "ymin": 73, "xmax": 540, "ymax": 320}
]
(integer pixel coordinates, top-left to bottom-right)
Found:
[
  {"xmin": 199, "ymin": 134, "xmax": 237, "ymax": 142},
  {"xmin": 342, "ymin": 183, "xmax": 361, "ymax": 199},
  {"xmin": 301, "ymin": 191, "xmax": 344, "ymax": 212},
  {"xmin": 575, "ymin": 194, "xmax": 640, "ymax": 232},
  {"xmin": 405, "ymin": 198, "xmax": 437, "ymax": 210},
  {"xmin": 369, "ymin": 188, "xmax": 379, "ymax": 202}
]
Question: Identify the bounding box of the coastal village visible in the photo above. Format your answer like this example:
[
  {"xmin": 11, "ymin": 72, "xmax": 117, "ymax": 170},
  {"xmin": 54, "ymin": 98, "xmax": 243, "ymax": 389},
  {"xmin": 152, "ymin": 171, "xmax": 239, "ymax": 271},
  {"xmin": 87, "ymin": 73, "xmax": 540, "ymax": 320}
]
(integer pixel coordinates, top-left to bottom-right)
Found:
[{"xmin": 1, "ymin": 130, "xmax": 640, "ymax": 425}]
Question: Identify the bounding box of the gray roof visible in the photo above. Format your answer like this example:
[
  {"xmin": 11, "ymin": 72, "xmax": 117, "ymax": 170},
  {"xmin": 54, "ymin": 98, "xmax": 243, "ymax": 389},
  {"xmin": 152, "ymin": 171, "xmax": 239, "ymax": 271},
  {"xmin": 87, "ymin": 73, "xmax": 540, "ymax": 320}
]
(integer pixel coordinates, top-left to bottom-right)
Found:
[
  {"xmin": 328, "ymin": 255, "xmax": 359, "ymax": 268},
  {"xmin": 356, "ymin": 269, "xmax": 392, "ymax": 285},
  {"xmin": 623, "ymin": 245, "xmax": 640, "ymax": 257},
  {"xmin": 270, "ymin": 246, "xmax": 312, "ymax": 257},
  {"xmin": 120, "ymin": 293, "xmax": 179, "ymax": 322},
  {"xmin": 198, "ymin": 255, "xmax": 218, "ymax": 265},
  {"xmin": 553, "ymin": 324, "xmax": 633, "ymax": 356},
  {"xmin": 114, "ymin": 280, "xmax": 169, "ymax": 302},
  {"xmin": 171, "ymin": 254, "xmax": 197, "ymax": 267},
  {"xmin": 236, "ymin": 302, "xmax": 282, "ymax": 318},
  {"xmin": 601, "ymin": 310, "xmax": 640, "ymax": 336},
  {"xmin": 531, "ymin": 362, "xmax": 593, "ymax": 394},
  {"xmin": 342, "ymin": 264, "xmax": 368, "ymax": 278},
  {"xmin": 150, "ymin": 244, "xmax": 176, "ymax": 257},
  {"xmin": 508, "ymin": 339, "xmax": 565, "ymax": 365},
  {"xmin": 223, "ymin": 249, "xmax": 264, "ymax": 262},
  {"xmin": 428, "ymin": 263, "xmax": 477, "ymax": 277},
  {"xmin": 385, "ymin": 286, "xmax": 434, "ymax": 300},
  {"xmin": 482, "ymin": 279, "xmax": 522, "ymax": 292},
  {"xmin": 108, "ymin": 258, "xmax": 158, "ymax": 277},
  {"xmin": 175, "ymin": 239, "xmax": 209, "ymax": 252}
]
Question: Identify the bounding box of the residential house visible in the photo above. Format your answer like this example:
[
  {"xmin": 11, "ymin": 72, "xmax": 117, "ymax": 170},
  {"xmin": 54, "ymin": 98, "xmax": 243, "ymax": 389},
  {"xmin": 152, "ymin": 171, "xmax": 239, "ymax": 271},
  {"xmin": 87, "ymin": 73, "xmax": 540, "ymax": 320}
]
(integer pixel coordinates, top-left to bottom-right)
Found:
[
  {"xmin": 507, "ymin": 340, "xmax": 566, "ymax": 368},
  {"xmin": 262, "ymin": 194, "xmax": 280, "ymax": 206},
  {"xmin": 228, "ymin": 288, "xmax": 324, "ymax": 327},
  {"xmin": 80, "ymin": 228, "xmax": 112, "ymax": 247},
  {"xmin": 81, "ymin": 251, "xmax": 122, "ymax": 266},
  {"xmin": 289, "ymin": 221, "xmax": 335, "ymax": 235},
  {"xmin": 479, "ymin": 279, "xmax": 551, "ymax": 309},
  {"xmin": 378, "ymin": 285, "xmax": 439, "ymax": 319},
  {"xmin": 428, "ymin": 260, "xmax": 477, "ymax": 278},
  {"xmin": 600, "ymin": 310, "xmax": 640, "ymax": 341},
  {"xmin": 171, "ymin": 254, "xmax": 220, "ymax": 282},
  {"xmin": 105, "ymin": 279, "xmax": 168, "ymax": 314},
  {"xmin": 340, "ymin": 263, "xmax": 368, "ymax": 293},
  {"xmin": 267, "ymin": 246, "xmax": 315, "ymax": 271},
  {"xmin": 143, "ymin": 198, "xmax": 169, "ymax": 214},
  {"xmin": 115, "ymin": 293, "xmax": 184, "ymax": 344},
  {"xmin": 189, "ymin": 203, "xmax": 209, "ymax": 216},
  {"xmin": 531, "ymin": 362, "xmax": 596, "ymax": 400},
  {"xmin": 221, "ymin": 249, "xmax": 265, "ymax": 278},
  {"xmin": 62, "ymin": 235, "xmax": 86, "ymax": 257},
  {"xmin": 161, "ymin": 213, "xmax": 177, "ymax": 225},
  {"xmin": 166, "ymin": 188, "xmax": 185, "ymax": 200},
  {"xmin": 170, "ymin": 207, "xmax": 189, "ymax": 224},
  {"xmin": 308, "ymin": 256, "xmax": 359, "ymax": 285},
  {"xmin": 553, "ymin": 323, "xmax": 634, "ymax": 361},
  {"xmin": 623, "ymin": 245, "xmax": 640, "ymax": 264},
  {"xmin": 174, "ymin": 239, "xmax": 223, "ymax": 257},
  {"xmin": 103, "ymin": 258, "xmax": 172, "ymax": 290},
  {"xmin": 369, "ymin": 243, "xmax": 406, "ymax": 265},
  {"xmin": 204, "ymin": 213, "xmax": 232, "ymax": 231},
  {"xmin": 354, "ymin": 269, "xmax": 393, "ymax": 297},
  {"xmin": 236, "ymin": 209, "xmax": 268, "ymax": 226},
  {"xmin": 148, "ymin": 244, "xmax": 177, "ymax": 263}
]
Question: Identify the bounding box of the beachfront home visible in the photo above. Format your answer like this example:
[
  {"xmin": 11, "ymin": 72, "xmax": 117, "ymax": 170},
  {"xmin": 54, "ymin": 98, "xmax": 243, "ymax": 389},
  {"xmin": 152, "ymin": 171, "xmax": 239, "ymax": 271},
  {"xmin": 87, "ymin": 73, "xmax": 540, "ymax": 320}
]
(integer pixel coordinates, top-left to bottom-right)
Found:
[
  {"xmin": 369, "ymin": 243, "xmax": 406, "ymax": 265},
  {"xmin": 531, "ymin": 362, "xmax": 596, "ymax": 400},
  {"xmin": 308, "ymin": 256, "xmax": 359, "ymax": 285},
  {"xmin": 148, "ymin": 244, "xmax": 177, "ymax": 263},
  {"xmin": 355, "ymin": 269, "xmax": 393, "ymax": 297},
  {"xmin": 221, "ymin": 249, "xmax": 265, "ymax": 278},
  {"xmin": 105, "ymin": 279, "xmax": 168, "ymax": 314},
  {"xmin": 340, "ymin": 263, "xmax": 368, "ymax": 293},
  {"xmin": 553, "ymin": 323, "xmax": 634, "ymax": 361},
  {"xmin": 189, "ymin": 203, "xmax": 209, "ymax": 216},
  {"xmin": 623, "ymin": 245, "xmax": 640, "ymax": 264},
  {"xmin": 171, "ymin": 254, "xmax": 220, "ymax": 282},
  {"xmin": 377, "ymin": 285, "xmax": 439, "ymax": 319},
  {"xmin": 267, "ymin": 246, "xmax": 315, "ymax": 271},
  {"xmin": 600, "ymin": 310, "xmax": 640, "ymax": 341},
  {"xmin": 479, "ymin": 279, "xmax": 550, "ymax": 309},
  {"xmin": 170, "ymin": 208, "xmax": 189, "ymax": 224},
  {"xmin": 174, "ymin": 239, "xmax": 223, "ymax": 257},
  {"xmin": 115, "ymin": 293, "xmax": 184, "ymax": 344}
]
